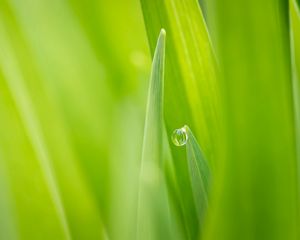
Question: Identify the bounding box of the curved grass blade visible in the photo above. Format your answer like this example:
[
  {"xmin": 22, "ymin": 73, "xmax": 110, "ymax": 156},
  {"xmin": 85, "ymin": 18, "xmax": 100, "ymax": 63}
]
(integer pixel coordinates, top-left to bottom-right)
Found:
[
  {"xmin": 137, "ymin": 29, "xmax": 172, "ymax": 240},
  {"xmin": 171, "ymin": 125, "xmax": 211, "ymax": 234},
  {"xmin": 185, "ymin": 126, "xmax": 211, "ymax": 225},
  {"xmin": 163, "ymin": 129, "xmax": 186, "ymax": 240}
]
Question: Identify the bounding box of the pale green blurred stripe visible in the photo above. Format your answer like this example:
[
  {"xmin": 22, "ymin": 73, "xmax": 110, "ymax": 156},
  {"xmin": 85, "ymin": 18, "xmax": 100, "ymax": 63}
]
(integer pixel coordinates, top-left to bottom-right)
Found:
[
  {"xmin": 0, "ymin": 1, "xmax": 108, "ymax": 239},
  {"xmin": 0, "ymin": 150, "xmax": 18, "ymax": 240},
  {"xmin": 0, "ymin": 60, "xmax": 66, "ymax": 239},
  {"xmin": 109, "ymin": 102, "xmax": 143, "ymax": 240},
  {"xmin": 66, "ymin": 0, "xmax": 149, "ymax": 97},
  {"xmin": 7, "ymin": 0, "xmax": 112, "ymax": 227},
  {"xmin": 0, "ymin": 20, "xmax": 72, "ymax": 239}
]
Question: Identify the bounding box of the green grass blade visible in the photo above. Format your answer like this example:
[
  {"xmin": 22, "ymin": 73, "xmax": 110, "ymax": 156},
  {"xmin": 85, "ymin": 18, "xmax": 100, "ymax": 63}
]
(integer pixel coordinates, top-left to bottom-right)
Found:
[
  {"xmin": 140, "ymin": 0, "xmax": 220, "ymax": 237},
  {"xmin": 137, "ymin": 29, "xmax": 171, "ymax": 240},
  {"xmin": 163, "ymin": 128, "xmax": 186, "ymax": 240},
  {"xmin": 140, "ymin": 0, "xmax": 220, "ymax": 162},
  {"xmin": 290, "ymin": 0, "xmax": 300, "ymax": 214},
  {"xmin": 205, "ymin": 1, "xmax": 299, "ymax": 239},
  {"xmin": 290, "ymin": 0, "xmax": 300, "ymax": 95},
  {"xmin": 184, "ymin": 126, "xmax": 211, "ymax": 226}
]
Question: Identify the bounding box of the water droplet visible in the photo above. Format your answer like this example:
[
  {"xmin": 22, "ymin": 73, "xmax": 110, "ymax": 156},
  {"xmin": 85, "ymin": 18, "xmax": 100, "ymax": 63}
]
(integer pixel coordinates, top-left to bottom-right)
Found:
[{"xmin": 171, "ymin": 126, "xmax": 188, "ymax": 146}]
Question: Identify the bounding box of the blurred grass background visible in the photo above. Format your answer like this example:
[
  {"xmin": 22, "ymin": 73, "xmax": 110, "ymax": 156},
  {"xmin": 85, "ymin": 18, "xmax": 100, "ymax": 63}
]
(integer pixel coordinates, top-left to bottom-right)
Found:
[
  {"xmin": 1, "ymin": 0, "xmax": 300, "ymax": 239},
  {"xmin": 0, "ymin": 0, "xmax": 150, "ymax": 239}
]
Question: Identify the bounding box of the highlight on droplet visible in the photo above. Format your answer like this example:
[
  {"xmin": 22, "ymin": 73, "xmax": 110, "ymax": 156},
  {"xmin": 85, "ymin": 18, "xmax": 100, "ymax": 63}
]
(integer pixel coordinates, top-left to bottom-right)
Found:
[{"xmin": 171, "ymin": 126, "xmax": 188, "ymax": 146}]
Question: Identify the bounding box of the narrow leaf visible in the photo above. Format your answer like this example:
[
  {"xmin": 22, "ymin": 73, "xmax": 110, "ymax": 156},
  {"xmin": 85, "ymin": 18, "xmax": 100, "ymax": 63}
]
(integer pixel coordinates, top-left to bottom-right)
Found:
[
  {"xmin": 171, "ymin": 125, "xmax": 211, "ymax": 232},
  {"xmin": 290, "ymin": 0, "xmax": 300, "ymax": 214},
  {"xmin": 185, "ymin": 126, "xmax": 211, "ymax": 224},
  {"xmin": 290, "ymin": 0, "xmax": 300, "ymax": 90},
  {"xmin": 137, "ymin": 29, "xmax": 171, "ymax": 240}
]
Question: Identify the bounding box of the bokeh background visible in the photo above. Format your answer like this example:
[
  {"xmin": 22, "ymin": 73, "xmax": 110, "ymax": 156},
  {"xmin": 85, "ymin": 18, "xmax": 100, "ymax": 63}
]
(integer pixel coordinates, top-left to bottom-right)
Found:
[
  {"xmin": 1, "ymin": 0, "xmax": 300, "ymax": 240},
  {"xmin": 0, "ymin": 0, "xmax": 150, "ymax": 239}
]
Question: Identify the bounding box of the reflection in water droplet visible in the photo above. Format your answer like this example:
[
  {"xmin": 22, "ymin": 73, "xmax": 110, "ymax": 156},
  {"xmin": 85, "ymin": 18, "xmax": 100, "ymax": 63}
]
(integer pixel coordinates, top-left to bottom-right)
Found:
[{"xmin": 171, "ymin": 126, "xmax": 188, "ymax": 146}]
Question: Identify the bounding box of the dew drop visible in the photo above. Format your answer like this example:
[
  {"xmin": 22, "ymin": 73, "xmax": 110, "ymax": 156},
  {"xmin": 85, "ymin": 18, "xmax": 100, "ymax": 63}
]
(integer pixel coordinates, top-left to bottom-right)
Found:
[{"xmin": 171, "ymin": 126, "xmax": 188, "ymax": 146}]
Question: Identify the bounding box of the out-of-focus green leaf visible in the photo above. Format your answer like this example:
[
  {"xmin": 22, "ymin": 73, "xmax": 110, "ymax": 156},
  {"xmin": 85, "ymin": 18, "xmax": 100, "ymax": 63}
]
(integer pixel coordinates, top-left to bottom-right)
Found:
[
  {"xmin": 140, "ymin": 0, "xmax": 220, "ymax": 238},
  {"xmin": 137, "ymin": 29, "xmax": 172, "ymax": 240},
  {"xmin": 5, "ymin": 0, "xmax": 113, "ymax": 225},
  {"xmin": 0, "ymin": 20, "xmax": 71, "ymax": 240},
  {"xmin": 205, "ymin": 1, "xmax": 299, "ymax": 239},
  {"xmin": 66, "ymin": 0, "xmax": 148, "ymax": 97},
  {"xmin": 0, "ymin": 149, "xmax": 18, "ymax": 240},
  {"xmin": 0, "ymin": 3, "xmax": 107, "ymax": 239}
]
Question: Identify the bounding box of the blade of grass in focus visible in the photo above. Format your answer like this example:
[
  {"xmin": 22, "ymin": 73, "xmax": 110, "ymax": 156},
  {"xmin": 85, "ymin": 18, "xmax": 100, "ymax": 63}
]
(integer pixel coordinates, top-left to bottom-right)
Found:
[
  {"xmin": 171, "ymin": 124, "xmax": 211, "ymax": 236},
  {"xmin": 205, "ymin": 0, "xmax": 299, "ymax": 239},
  {"xmin": 140, "ymin": 0, "xmax": 221, "ymax": 237},
  {"xmin": 163, "ymin": 129, "xmax": 186, "ymax": 240},
  {"xmin": 137, "ymin": 29, "xmax": 172, "ymax": 240},
  {"xmin": 185, "ymin": 126, "xmax": 211, "ymax": 227}
]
